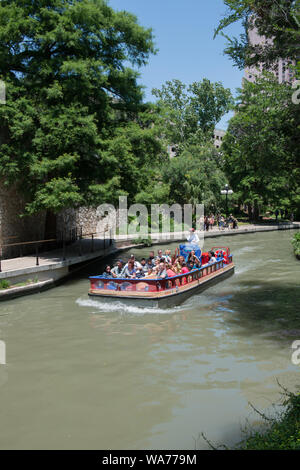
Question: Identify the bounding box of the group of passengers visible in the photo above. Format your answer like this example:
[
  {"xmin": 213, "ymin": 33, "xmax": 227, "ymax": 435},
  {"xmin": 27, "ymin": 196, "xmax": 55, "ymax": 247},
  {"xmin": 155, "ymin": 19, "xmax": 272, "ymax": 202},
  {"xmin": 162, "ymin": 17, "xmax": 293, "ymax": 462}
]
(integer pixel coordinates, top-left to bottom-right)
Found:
[{"xmin": 102, "ymin": 248, "xmax": 218, "ymax": 280}]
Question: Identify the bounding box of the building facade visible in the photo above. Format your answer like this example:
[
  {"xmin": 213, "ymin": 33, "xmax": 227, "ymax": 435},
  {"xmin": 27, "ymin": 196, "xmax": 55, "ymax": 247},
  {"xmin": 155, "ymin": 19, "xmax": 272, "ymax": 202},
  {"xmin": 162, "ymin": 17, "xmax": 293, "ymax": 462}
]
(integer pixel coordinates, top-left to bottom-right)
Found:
[
  {"xmin": 244, "ymin": 25, "xmax": 296, "ymax": 84},
  {"xmin": 213, "ymin": 129, "xmax": 226, "ymax": 149}
]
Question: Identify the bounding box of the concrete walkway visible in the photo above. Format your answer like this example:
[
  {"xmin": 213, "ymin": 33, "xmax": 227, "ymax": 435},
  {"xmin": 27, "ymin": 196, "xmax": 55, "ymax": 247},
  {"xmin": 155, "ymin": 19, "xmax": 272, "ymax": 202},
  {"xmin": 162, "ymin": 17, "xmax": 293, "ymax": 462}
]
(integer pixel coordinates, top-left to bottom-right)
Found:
[
  {"xmin": 1, "ymin": 221, "xmax": 299, "ymax": 275},
  {"xmin": 0, "ymin": 221, "xmax": 299, "ymax": 299},
  {"xmin": 0, "ymin": 238, "xmax": 111, "ymax": 274}
]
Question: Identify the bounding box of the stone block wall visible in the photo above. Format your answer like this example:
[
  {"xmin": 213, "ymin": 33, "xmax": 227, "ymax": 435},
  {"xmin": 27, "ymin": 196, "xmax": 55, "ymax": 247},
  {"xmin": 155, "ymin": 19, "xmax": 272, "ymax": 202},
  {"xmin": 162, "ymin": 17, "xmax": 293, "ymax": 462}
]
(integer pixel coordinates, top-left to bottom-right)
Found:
[
  {"xmin": 57, "ymin": 206, "xmax": 119, "ymax": 240},
  {"xmin": 0, "ymin": 182, "xmax": 46, "ymax": 258}
]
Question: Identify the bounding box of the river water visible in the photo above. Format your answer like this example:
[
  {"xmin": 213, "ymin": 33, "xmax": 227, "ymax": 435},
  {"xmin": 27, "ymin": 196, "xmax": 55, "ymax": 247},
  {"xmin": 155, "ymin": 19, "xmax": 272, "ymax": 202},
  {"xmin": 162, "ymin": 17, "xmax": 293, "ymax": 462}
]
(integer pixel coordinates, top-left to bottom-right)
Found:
[{"xmin": 0, "ymin": 230, "xmax": 299, "ymax": 449}]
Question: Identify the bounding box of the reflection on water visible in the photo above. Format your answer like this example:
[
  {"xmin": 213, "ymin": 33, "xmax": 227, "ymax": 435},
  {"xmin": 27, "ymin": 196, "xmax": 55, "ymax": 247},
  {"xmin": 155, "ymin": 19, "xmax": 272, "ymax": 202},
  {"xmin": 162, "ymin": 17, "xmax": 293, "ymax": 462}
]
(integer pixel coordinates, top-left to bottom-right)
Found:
[{"xmin": 0, "ymin": 230, "xmax": 299, "ymax": 449}]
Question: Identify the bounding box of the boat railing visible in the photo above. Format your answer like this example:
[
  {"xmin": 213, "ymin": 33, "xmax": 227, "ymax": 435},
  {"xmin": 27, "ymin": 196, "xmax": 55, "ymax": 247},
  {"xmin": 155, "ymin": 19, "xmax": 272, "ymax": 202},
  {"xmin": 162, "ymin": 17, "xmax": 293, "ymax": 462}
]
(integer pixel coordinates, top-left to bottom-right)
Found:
[{"xmin": 89, "ymin": 255, "xmax": 233, "ymax": 293}]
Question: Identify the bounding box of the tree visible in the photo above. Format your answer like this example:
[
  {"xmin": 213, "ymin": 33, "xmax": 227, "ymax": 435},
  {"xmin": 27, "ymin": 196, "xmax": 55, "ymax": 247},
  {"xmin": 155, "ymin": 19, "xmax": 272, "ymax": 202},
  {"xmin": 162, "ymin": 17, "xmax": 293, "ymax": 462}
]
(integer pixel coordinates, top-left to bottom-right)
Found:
[
  {"xmin": 222, "ymin": 74, "xmax": 300, "ymax": 219},
  {"xmin": 152, "ymin": 79, "xmax": 233, "ymax": 153},
  {"xmin": 214, "ymin": 0, "xmax": 300, "ymax": 72},
  {"xmin": 162, "ymin": 144, "xmax": 227, "ymax": 213},
  {"xmin": 0, "ymin": 0, "xmax": 160, "ymax": 213}
]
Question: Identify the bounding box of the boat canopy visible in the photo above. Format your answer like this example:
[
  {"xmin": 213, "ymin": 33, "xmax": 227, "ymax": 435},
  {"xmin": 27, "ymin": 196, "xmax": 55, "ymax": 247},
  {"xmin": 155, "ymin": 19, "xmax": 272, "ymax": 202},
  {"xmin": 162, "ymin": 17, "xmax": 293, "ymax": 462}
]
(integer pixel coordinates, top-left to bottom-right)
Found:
[{"xmin": 179, "ymin": 243, "xmax": 202, "ymax": 261}]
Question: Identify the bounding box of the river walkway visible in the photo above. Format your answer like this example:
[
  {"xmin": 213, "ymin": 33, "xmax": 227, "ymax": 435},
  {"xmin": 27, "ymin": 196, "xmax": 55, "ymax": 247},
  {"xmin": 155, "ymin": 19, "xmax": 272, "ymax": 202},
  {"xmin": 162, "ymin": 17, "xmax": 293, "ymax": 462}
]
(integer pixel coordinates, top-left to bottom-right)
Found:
[{"xmin": 0, "ymin": 221, "xmax": 299, "ymax": 300}]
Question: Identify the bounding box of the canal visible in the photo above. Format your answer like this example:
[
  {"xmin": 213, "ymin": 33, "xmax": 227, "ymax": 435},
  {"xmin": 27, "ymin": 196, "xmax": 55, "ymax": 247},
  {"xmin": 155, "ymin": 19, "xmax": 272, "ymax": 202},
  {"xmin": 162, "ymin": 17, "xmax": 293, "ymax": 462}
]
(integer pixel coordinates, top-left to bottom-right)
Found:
[{"xmin": 0, "ymin": 230, "xmax": 299, "ymax": 449}]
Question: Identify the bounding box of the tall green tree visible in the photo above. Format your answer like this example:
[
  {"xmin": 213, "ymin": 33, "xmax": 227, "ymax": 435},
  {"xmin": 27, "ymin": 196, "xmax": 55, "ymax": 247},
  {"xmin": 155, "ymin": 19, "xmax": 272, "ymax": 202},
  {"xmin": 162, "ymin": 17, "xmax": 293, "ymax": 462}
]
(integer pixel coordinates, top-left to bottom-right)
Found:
[
  {"xmin": 162, "ymin": 143, "xmax": 227, "ymax": 212},
  {"xmin": 215, "ymin": 0, "xmax": 300, "ymax": 72},
  {"xmin": 152, "ymin": 79, "xmax": 233, "ymax": 153},
  {"xmin": 0, "ymin": 0, "xmax": 160, "ymax": 213},
  {"xmin": 222, "ymin": 74, "xmax": 300, "ymax": 219}
]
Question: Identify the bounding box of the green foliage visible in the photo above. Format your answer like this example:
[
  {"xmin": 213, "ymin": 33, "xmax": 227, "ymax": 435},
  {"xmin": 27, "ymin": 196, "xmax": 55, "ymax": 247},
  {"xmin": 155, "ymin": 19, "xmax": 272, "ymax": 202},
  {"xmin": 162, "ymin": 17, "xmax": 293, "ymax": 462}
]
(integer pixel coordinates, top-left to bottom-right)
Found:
[
  {"xmin": 0, "ymin": 279, "xmax": 10, "ymax": 289},
  {"xmin": 132, "ymin": 236, "xmax": 152, "ymax": 247},
  {"xmin": 237, "ymin": 388, "xmax": 300, "ymax": 450},
  {"xmin": 162, "ymin": 144, "xmax": 227, "ymax": 212},
  {"xmin": 292, "ymin": 232, "xmax": 300, "ymax": 257},
  {"xmin": 152, "ymin": 79, "xmax": 233, "ymax": 151},
  {"xmin": 222, "ymin": 74, "xmax": 300, "ymax": 218},
  {"xmin": 0, "ymin": 0, "xmax": 161, "ymax": 213},
  {"xmin": 215, "ymin": 0, "xmax": 300, "ymax": 72},
  {"xmin": 132, "ymin": 78, "xmax": 232, "ymax": 212}
]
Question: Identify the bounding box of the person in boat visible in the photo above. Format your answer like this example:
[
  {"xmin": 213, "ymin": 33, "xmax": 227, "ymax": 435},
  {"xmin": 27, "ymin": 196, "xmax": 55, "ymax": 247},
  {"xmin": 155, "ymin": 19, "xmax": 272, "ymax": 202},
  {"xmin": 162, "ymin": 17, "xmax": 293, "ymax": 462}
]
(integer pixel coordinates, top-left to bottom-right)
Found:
[
  {"xmin": 148, "ymin": 251, "xmax": 156, "ymax": 266},
  {"xmin": 146, "ymin": 258, "xmax": 154, "ymax": 273},
  {"xmin": 187, "ymin": 250, "xmax": 201, "ymax": 270},
  {"xmin": 149, "ymin": 259, "xmax": 160, "ymax": 276},
  {"xmin": 102, "ymin": 265, "xmax": 114, "ymax": 278},
  {"xmin": 208, "ymin": 251, "xmax": 217, "ymax": 264},
  {"xmin": 155, "ymin": 249, "xmax": 167, "ymax": 263},
  {"xmin": 111, "ymin": 260, "xmax": 124, "ymax": 277},
  {"xmin": 186, "ymin": 228, "xmax": 200, "ymax": 244},
  {"xmin": 156, "ymin": 262, "xmax": 168, "ymax": 279},
  {"xmin": 174, "ymin": 255, "xmax": 185, "ymax": 274},
  {"xmin": 122, "ymin": 259, "xmax": 137, "ymax": 278},
  {"xmin": 123, "ymin": 254, "xmax": 142, "ymax": 270},
  {"xmin": 135, "ymin": 267, "xmax": 145, "ymax": 278},
  {"xmin": 181, "ymin": 262, "xmax": 189, "ymax": 274},
  {"xmin": 140, "ymin": 258, "xmax": 149, "ymax": 274},
  {"xmin": 166, "ymin": 263, "xmax": 176, "ymax": 277},
  {"xmin": 164, "ymin": 250, "xmax": 172, "ymax": 264},
  {"xmin": 180, "ymin": 262, "xmax": 190, "ymax": 285}
]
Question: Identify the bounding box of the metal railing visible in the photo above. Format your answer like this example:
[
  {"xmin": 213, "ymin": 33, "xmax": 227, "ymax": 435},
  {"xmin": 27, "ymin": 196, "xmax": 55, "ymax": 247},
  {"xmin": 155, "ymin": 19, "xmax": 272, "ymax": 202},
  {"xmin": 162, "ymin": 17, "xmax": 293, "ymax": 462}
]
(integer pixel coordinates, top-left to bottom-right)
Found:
[{"xmin": 0, "ymin": 229, "xmax": 113, "ymax": 273}]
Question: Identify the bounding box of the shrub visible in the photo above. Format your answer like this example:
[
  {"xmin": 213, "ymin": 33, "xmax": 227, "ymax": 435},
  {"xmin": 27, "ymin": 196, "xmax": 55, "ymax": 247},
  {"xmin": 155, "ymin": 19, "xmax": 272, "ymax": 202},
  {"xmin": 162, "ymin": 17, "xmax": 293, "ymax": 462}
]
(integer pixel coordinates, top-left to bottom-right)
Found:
[
  {"xmin": 292, "ymin": 233, "xmax": 300, "ymax": 257},
  {"xmin": 133, "ymin": 236, "xmax": 153, "ymax": 247},
  {"xmin": 0, "ymin": 279, "xmax": 10, "ymax": 289},
  {"xmin": 237, "ymin": 388, "xmax": 300, "ymax": 450}
]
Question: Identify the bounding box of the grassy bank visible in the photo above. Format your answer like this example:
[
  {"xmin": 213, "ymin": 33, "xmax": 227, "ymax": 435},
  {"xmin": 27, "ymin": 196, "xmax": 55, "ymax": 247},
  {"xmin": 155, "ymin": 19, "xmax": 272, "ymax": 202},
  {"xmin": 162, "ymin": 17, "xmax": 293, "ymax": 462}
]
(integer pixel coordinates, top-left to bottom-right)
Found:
[
  {"xmin": 0, "ymin": 278, "xmax": 39, "ymax": 290},
  {"xmin": 237, "ymin": 388, "xmax": 300, "ymax": 450}
]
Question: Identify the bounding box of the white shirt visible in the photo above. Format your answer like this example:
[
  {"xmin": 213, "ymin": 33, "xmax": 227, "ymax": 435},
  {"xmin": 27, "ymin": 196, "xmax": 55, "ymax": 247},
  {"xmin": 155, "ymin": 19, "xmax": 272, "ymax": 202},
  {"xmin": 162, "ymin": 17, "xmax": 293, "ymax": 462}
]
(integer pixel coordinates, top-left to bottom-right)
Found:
[
  {"xmin": 124, "ymin": 260, "xmax": 142, "ymax": 270},
  {"xmin": 186, "ymin": 232, "xmax": 200, "ymax": 244}
]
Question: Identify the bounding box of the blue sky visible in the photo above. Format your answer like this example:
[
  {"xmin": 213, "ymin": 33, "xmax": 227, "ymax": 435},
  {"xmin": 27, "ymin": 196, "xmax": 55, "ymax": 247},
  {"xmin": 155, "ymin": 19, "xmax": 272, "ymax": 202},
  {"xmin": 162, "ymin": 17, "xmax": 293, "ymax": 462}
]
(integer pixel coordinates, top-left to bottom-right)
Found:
[{"xmin": 108, "ymin": 0, "xmax": 244, "ymax": 129}]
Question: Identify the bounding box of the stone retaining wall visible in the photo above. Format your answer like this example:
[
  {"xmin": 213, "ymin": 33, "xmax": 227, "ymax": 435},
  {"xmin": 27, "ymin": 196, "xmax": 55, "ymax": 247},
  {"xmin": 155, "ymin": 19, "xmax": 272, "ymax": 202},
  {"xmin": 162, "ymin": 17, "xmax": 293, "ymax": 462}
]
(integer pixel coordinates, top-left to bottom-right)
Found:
[
  {"xmin": 57, "ymin": 207, "xmax": 119, "ymax": 239},
  {"xmin": 0, "ymin": 182, "xmax": 46, "ymax": 257}
]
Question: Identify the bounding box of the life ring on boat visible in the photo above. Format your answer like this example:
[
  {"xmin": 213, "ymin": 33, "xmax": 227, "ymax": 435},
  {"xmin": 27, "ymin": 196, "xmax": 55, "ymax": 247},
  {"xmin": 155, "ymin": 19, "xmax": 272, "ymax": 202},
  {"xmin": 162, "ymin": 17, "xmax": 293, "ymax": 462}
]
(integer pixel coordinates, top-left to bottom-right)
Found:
[{"xmin": 215, "ymin": 249, "xmax": 228, "ymax": 263}]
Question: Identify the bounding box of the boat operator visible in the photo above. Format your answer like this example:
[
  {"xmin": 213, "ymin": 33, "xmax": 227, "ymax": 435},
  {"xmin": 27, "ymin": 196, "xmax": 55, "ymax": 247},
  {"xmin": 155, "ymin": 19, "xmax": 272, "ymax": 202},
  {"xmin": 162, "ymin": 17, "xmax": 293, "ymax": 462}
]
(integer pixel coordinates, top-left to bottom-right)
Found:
[{"xmin": 186, "ymin": 228, "xmax": 200, "ymax": 244}]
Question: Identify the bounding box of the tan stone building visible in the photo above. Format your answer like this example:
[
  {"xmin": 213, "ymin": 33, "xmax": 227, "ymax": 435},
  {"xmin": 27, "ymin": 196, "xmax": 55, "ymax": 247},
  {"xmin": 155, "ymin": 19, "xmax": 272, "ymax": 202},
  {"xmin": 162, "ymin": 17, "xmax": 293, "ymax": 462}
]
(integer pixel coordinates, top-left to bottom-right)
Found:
[
  {"xmin": 213, "ymin": 129, "xmax": 226, "ymax": 149},
  {"xmin": 244, "ymin": 24, "xmax": 296, "ymax": 84}
]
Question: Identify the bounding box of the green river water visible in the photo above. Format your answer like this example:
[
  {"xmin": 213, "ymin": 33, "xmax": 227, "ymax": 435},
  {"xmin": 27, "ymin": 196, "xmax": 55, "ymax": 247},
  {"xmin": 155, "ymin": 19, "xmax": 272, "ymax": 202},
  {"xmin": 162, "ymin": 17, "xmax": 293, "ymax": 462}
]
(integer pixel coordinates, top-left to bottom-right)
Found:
[{"xmin": 0, "ymin": 230, "xmax": 299, "ymax": 449}]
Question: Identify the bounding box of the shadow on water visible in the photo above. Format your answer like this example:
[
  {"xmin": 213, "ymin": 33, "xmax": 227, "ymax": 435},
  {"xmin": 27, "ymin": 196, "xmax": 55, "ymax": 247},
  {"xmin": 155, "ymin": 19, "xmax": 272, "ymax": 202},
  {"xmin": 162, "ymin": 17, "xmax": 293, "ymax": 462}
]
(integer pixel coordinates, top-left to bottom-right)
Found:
[{"xmin": 219, "ymin": 280, "xmax": 300, "ymax": 344}]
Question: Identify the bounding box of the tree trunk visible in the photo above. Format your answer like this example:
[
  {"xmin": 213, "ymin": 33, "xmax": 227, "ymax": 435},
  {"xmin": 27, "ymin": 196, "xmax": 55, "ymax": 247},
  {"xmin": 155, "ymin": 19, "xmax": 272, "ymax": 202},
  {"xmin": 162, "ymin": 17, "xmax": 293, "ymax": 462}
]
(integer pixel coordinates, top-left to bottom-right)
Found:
[
  {"xmin": 253, "ymin": 201, "xmax": 260, "ymax": 222},
  {"xmin": 247, "ymin": 204, "xmax": 253, "ymax": 221},
  {"xmin": 44, "ymin": 211, "xmax": 57, "ymax": 239}
]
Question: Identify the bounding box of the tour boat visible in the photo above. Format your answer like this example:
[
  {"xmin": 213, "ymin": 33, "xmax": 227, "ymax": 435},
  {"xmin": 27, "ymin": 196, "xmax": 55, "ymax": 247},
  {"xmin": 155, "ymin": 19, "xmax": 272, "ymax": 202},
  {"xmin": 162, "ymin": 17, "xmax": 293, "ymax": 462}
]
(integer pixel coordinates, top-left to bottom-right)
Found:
[{"xmin": 88, "ymin": 246, "xmax": 235, "ymax": 308}]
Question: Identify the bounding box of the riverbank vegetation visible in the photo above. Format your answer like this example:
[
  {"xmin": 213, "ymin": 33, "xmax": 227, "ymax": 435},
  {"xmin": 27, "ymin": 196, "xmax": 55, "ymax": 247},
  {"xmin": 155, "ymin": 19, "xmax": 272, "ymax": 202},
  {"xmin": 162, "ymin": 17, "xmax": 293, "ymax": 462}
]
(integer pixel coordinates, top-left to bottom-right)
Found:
[
  {"xmin": 201, "ymin": 386, "xmax": 300, "ymax": 450},
  {"xmin": 0, "ymin": 278, "xmax": 39, "ymax": 290},
  {"xmin": 292, "ymin": 233, "xmax": 300, "ymax": 259},
  {"xmin": 236, "ymin": 388, "xmax": 300, "ymax": 450}
]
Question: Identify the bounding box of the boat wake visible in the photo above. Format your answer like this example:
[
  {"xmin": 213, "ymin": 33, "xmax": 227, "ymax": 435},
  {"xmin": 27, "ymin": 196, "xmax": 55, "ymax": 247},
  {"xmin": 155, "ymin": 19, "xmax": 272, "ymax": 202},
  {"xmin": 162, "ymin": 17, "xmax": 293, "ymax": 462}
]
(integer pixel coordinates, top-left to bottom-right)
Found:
[
  {"xmin": 76, "ymin": 297, "xmax": 188, "ymax": 316},
  {"xmin": 234, "ymin": 245, "xmax": 256, "ymax": 255}
]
